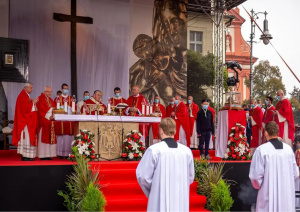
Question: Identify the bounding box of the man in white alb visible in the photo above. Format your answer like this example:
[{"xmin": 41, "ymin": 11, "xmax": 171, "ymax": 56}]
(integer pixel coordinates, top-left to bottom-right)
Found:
[{"xmin": 136, "ymin": 117, "xmax": 194, "ymax": 212}]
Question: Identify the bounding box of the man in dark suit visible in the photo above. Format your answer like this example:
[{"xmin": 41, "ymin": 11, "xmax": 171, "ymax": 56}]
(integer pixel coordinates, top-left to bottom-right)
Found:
[
  {"xmin": 197, "ymin": 99, "xmax": 214, "ymax": 160},
  {"xmin": 244, "ymin": 108, "xmax": 252, "ymax": 146}
]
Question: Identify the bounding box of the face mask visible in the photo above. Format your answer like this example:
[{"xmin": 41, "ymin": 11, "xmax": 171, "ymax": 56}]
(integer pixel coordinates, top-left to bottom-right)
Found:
[
  {"xmin": 246, "ymin": 113, "xmax": 249, "ymax": 118},
  {"xmin": 174, "ymin": 100, "xmax": 179, "ymax": 105},
  {"xmin": 170, "ymin": 102, "xmax": 174, "ymax": 105},
  {"xmin": 203, "ymin": 105, "xmax": 208, "ymax": 110},
  {"xmin": 154, "ymin": 99, "xmax": 159, "ymax": 104},
  {"xmin": 257, "ymin": 104, "xmax": 261, "ymax": 107},
  {"xmin": 265, "ymin": 100, "xmax": 269, "ymax": 106},
  {"xmin": 115, "ymin": 93, "xmax": 120, "ymax": 97},
  {"xmin": 63, "ymin": 89, "xmax": 68, "ymax": 95},
  {"xmin": 277, "ymin": 96, "xmax": 281, "ymax": 101},
  {"xmin": 84, "ymin": 96, "xmax": 89, "ymax": 100},
  {"xmin": 251, "ymin": 104, "xmax": 255, "ymax": 108},
  {"xmin": 187, "ymin": 100, "xmax": 192, "ymax": 104}
]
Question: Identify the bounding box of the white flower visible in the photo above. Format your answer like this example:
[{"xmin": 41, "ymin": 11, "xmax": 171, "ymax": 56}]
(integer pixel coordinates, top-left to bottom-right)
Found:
[
  {"xmin": 135, "ymin": 150, "xmax": 139, "ymax": 153},
  {"xmin": 231, "ymin": 127, "xmax": 235, "ymax": 129},
  {"xmin": 229, "ymin": 133, "xmax": 234, "ymax": 137},
  {"xmin": 239, "ymin": 134, "xmax": 243, "ymax": 138},
  {"xmin": 138, "ymin": 133, "xmax": 142, "ymax": 137},
  {"xmin": 228, "ymin": 140, "xmax": 231, "ymax": 145},
  {"xmin": 238, "ymin": 143, "xmax": 243, "ymax": 148},
  {"xmin": 226, "ymin": 148, "xmax": 230, "ymax": 153},
  {"xmin": 236, "ymin": 123, "xmax": 241, "ymax": 126},
  {"xmin": 139, "ymin": 152, "xmax": 143, "ymax": 157},
  {"xmin": 126, "ymin": 133, "xmax": 131, "ymax": 136},
  {"xmin": 71, "ymin": 140, "xmax": 76, "ymax": 145},
  {"xmin": 128, "ymin": 152, "xmax": 134, "ymax": 159},
  {"xmin": 85, "ymin": 151, "xmax": 90, "ymax": 156},
  {"xmin": 82, "ymin": 129, "xmax": 87, "ymax": 132},
  {"xmin": 224, "ymin": 153, "xmax": 228, "ymax": 159},
  {"xmin": 77, "ymin": 133, "xmax": 81, "ymax": 137},
  {"xmin": 234, "ymin": 146, "xmax": 239, "ymax": 152},
  {"xmin": 131, "ymin": 142, "xmax": 139, "ymax": 151}
]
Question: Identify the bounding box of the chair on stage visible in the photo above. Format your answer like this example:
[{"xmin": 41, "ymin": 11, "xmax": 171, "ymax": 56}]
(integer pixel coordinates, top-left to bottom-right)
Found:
[{"xmin": 1, "ymin": 119, "xmax": 13, "ymax": 150}]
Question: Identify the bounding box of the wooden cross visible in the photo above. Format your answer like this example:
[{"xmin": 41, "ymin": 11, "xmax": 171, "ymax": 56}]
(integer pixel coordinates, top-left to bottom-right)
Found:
[{"xmin": 53, "ymin": 0, "xmax": 93, "ymax": 97}]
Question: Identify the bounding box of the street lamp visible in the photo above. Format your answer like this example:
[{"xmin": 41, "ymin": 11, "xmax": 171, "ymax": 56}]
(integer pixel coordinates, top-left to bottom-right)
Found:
[{"xmin": 249, "ymin": 10, "xmax": 272, "ymax": 102}]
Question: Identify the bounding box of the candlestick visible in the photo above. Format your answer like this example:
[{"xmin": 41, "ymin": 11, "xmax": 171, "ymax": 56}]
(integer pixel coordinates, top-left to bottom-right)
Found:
[
  {"xmin": 108, "ymin": 103, "xmax": 111, "ymax": 114},
  {"xmin": 72, "ymin": 102, "xmax": 75, "ymax": 114},
  {"xmin": 146, "ymin": 105, "xmax": 149, "ymax": 116},
  {"xmin": 56, "ymin": 102, "xmax": 60, "ymax": 110},
  {"xmin": 142, "ymin": 104, "xmax": 145, "ymax": 115},
  {"xmin": 64, "ymin": 102, "xmax": 68, "ymax": 113},
  {"xmin": 150, "ymin": 106, "xmax": 153, "ymax": 114}
]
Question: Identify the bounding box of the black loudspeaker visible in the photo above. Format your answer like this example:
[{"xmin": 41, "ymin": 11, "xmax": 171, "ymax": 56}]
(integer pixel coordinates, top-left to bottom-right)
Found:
[{"xmin": 0, "ymin": 37, "xmax": 29, "ymax": 82}]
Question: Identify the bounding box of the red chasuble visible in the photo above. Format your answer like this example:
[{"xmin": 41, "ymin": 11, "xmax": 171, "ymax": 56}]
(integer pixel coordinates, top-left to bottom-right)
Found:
[
  {"xmin": 250, "ymin": 106, "xmax": 263, "ymax": 148},
  {"xmin": 275, "ymin": 99, "xmax": 295, "ymax": 141},
  {"xmin": 126, "ymin": 94, "xmax": 148, "ymax": 137},
  {"xmin": 12, "ymin": 89, "xmax": 38, "ymax": 146},
  {"xmin": 54, "ymin": 95, "xmax": 76, "ymax": 135},
  {"xmin": 80, "ymin": 98, "xmax": 107, "ymax": 115},
  {"xmin": 186, "ymin": 102, "xmax": 199, "ymax": 136},
  {"xmin": 110, "ymin": 97, "xmax": 127, "ymax": 106},
  {"xmin": 166, "ymin": 104, "xmax": 176, "ymax": 119},
  {"xmin": 263, "ymin": 105, "xmax": 275, "ymax": 124},
  {"xmin": 208, "ymin": 106, "xmax": 216, "ymax": 123},
  {"xmin": 151, "ymin": 103, "xmax": 166, "ymax": 139},
  {"xmin": 36, "ymin": 93, "xmax": 56, "ymax": 144},
  {"xmin": 174, "ymin": 102, "xmax": 190, "ymax": 147}
]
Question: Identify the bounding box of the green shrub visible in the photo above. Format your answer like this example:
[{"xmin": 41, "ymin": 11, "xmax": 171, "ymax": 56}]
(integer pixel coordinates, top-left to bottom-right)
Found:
[
  {"xmin": 194, "ymin": 158, "xmax": 208, "ymax": 182},
  {"xmin": 210, "ymin": 179, "xmax": 234, "ymax": 212},
  {"xmin": 81, "ymin": 182, "xmax": 106, "ymax": 212},
  {"xmin": 58, "ymin": 147, "xmax": 106, "ymax": 211}
]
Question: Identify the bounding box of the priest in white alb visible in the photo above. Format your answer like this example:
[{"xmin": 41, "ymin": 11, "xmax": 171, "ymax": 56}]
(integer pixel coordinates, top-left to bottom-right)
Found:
[
  {"xmin": 136, "ymin": 117, "xmax": 194, "ymax": 212},
  {"xmin": 249, "ymin": 121, "xmax": 299, "ymax": 212}
]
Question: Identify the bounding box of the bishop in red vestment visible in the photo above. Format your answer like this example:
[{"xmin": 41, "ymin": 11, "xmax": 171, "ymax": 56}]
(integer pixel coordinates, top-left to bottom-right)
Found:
[
  {"xmin": 149, "ymin": 96, "xmax": 166, "ymax": 145},
  {"xmin": 186, "ymin": 96, "xmax": 199, "ymax": 148},
  {"xmin": 81, "ymin": 90, "xmax": 107, "ymax": 115},
  {"xmin": 275, "ymin": 90, "xmax": 295, "ymax": 146},
  {"xmin": 12, "ymin": 83, "xmax": 39, "ymax": 161},
  {"xmin": 36, "ymin": 86, "xmax": 57, "ymax": 159},
  {"xmin": 261, "ymin": 96, "xmax": 275, "ymax": 144},
  {"xmin": 125, "ymin": 86, "xmax": 148, "ymax": 140},
  {"xmin": 173, "ymin": 95, "xmax": 190, "ymax": 147},
  {"xmin": 166, "ymin": 97, "xmax": 176, "ymax": 119},
  {"xmin": 54, "ymin": 83, "xmax": 76, "ymax": 158},
  {"xmin": 249, "ymin": 99, "xmax": 264, "ymax": 149}
]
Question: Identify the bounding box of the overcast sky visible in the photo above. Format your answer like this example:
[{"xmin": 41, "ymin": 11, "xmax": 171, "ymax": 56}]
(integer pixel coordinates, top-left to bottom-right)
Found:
[{"xmin": 239, "ymin": 0, "xmax": 300, "ymax": 97}]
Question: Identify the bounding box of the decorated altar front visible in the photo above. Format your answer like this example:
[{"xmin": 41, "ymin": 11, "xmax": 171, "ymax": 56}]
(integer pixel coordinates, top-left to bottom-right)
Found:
[{"xmin": 54, "ymin": 114, "xmax": 161, "ymax": 160}]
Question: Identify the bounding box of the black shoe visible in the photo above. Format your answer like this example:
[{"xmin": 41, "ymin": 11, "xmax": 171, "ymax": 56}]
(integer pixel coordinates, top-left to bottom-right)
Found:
[
  {"xmin": 47, "ymin": 157, "xmax": 52, "ymax": 160},
  {"xmin": 59, "ymin": 156, "xmax": 63, "ymax": 160},
  {"xmin": 65, "ymin": 156, "xmax": 68, "ymax": 159},
  {"xmin": 22, "ymin": 157, "xmax": 35, "ymax": 161},
  {"xmin": 40, "ymin": 157, "xmax": 52, "ymax": 160}
]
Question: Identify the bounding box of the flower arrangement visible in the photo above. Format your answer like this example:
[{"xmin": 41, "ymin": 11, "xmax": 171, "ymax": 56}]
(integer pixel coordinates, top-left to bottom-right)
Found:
[
  {"xmin": 122, "ymin": 130, "xmax": 146, "ymax": 160},
  {"xmin": 69, "ymin": 130, "xmax": 96, "ymax": 160},
  {"xmin": 224, "ymin": 123, "xmax": 251, "ymax": 160}
]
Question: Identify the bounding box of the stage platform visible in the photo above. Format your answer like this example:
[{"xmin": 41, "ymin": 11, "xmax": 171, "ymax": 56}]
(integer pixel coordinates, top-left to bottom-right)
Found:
[{"xmin": 0, "ymin": 150, "xmax": 256, "ymax": 211}]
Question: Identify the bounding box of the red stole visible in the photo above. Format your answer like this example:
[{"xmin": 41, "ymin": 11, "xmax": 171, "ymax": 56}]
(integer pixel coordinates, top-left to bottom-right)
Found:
[
  {"xmin": 186, "ymin": 102, "xmax": 199, "ymax": 136},
  {"xmin": 263, "ymin": 105, "xmax": 275, "ymax": 124},
  {"xmin": 250, "ymin": 106, "xmax": 263, "ymax": 148},
  {"xmin": 54, "ymin": 95, "xmax": 75, "ymax": 135},
  {"xmin": 276, "ymin": 99, "xmax": 295, "ymax": 141},
  {"xmin": 166, "ymin": 104, "xmax": 176, "ymax": 119},
  {"xmin": 12, "ymin": 89, "xmax": 38, "ymax": 146},
  {"xmin": 151, "ymin": 103, "xmax": 166, "ymax": 139},
  {"xmin": 36, "ymin": 93, "xmax": 56, "ymax": 144},
  {"xmin": 80, "ymin": 98, "xmax": 107, "ymax": 115},
  {"xmin": 174, "ymin": 102, "xmax": 190, "ymax": 147}
]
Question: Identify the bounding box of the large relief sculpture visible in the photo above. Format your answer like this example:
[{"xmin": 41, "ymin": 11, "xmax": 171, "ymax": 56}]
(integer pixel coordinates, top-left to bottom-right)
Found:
[{"xmin": 130, "ymin": 0, "xmax": 188, "ymax": 105}]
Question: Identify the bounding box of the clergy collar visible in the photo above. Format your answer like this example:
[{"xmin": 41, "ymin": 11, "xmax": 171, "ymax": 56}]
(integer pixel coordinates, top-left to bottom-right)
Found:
[
  {"xmin": 133, "ymin": 94, "xmax": 140, "ymax": 98},
  {"xmin": 61, "ymin": 93, "xmax": 68, "ymax": 98},
  {"xmin": 268, "ymin": 138, "xmax": 283, "ymax": 149},
  {"xmin": 113, "ymin": 96, "xmax": 122, "ymax": 99},
  {"xmin": 267, "ymin": 105, "xmax": 273, "ymax": 109},
  {"xmin": 162, "ymin": 137, "xmax": 178, "ymax": 148}
]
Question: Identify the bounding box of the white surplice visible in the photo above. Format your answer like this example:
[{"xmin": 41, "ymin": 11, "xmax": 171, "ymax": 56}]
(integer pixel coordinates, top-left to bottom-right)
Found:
[
  {"xmin": 249, "ymin": 141, "xmax": 299, "ymax": 212},
  {"xmin": 136, "ymin": 140, "xmax": 194, "ymax": 212},
  {"xmin": 37, "ymin": 107, "xmax": 56, "ymax": 158}
]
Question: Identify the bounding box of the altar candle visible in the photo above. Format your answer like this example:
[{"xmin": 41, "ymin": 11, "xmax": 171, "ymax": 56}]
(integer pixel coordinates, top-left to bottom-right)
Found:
[
  {"xmin": 150, "ymin": 106, "xmax": 153, "ymax": 114},
  {"xmin": 142, "ymin": 105, "xmax": 145, "ymax": 115},
  {"xmin": 146, "ymin": 105, "xmax": 149, "ymax": 115},
  {"xmin": 56, "ymin": 102, "xmax": 60, "ymax": 110},
  {"xmin": 72, "ymin": 102, "xmax": 75, "ymax": 113},
  {"xmin": 107, "ymin": 103, "xmax": 111, "ymax": 114},
  {"xmin": 64, "ymin": 102, "xmax": 68, "ymax": 113}
]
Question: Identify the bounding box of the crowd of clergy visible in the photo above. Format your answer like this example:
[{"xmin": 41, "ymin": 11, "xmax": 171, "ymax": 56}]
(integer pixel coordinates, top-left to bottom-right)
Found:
[{"xmin": 11, "ymin": 82, "xmax": 295, "ymax": 161}]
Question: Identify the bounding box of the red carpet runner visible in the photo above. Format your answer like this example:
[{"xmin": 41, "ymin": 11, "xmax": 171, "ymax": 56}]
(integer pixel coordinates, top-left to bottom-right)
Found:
[{"xmin": 98, "ymin": 150, "xmax": 211, "ymax": 212}]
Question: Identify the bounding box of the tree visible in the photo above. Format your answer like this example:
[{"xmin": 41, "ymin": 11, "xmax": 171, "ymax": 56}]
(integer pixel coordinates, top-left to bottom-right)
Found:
[
  {"xmin": 187, "ymin": 50, "xmax": 228, "ymax": 106},
  {"xmin": 245, "ymin": 60, "xmax": 286, "ymax": 103},
  {"xmin": 289, "ymin": 86, "xmax": 300, "ymax": 101}
]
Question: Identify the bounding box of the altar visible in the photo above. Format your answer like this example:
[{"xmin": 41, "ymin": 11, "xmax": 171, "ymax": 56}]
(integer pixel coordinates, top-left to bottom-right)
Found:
[{"xmin": 54, "ymin": 115, "xmax": 161, "ymax": 160}]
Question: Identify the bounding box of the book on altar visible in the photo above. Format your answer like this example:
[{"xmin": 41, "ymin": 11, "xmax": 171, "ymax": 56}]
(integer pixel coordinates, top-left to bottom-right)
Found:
[{"xmin": 116, "ymin": 103, "xmax": 128, "ymax": 109}]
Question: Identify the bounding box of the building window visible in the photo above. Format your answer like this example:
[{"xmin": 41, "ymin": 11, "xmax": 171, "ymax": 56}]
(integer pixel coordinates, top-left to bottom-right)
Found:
[{"xmin": 190, "ymin": 31, "xmax": 203, "ymax": 53}]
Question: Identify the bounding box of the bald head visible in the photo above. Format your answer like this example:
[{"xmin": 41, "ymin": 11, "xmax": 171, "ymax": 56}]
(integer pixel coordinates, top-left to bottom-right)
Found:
[
  {"xmin": 44, "ymin": 86, "xmax": 52, "ymax": 98},
  {"xmin": 132, "ymin": 85, "xmax": 140, "ymax": 96}
]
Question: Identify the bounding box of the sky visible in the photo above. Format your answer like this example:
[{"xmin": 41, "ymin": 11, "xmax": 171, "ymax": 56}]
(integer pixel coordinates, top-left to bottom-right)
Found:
[{"xmin": 239, "ymin": 0, "xmax": 300, "ymax": 97}]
